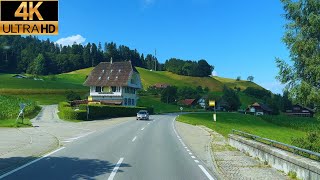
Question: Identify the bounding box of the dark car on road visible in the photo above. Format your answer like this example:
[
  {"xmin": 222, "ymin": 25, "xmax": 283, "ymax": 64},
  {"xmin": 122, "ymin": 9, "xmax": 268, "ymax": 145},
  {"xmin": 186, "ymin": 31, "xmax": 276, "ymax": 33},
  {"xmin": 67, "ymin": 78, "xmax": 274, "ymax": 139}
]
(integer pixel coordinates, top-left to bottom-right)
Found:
[{"xmin": 136, "ymin": 110, "xmax": 149, "ymax": 120}]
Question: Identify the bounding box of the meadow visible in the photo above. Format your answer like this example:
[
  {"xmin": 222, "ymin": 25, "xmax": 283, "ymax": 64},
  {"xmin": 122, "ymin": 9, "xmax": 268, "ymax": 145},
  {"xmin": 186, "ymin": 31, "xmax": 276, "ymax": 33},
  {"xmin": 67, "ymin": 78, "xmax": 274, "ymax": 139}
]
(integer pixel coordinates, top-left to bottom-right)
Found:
[
  {"xmin": 177, "ymin": 113, "xmax": 306, "ymax": 145},
  {"xmin": 0, "ymin": 95, "xmax": 40, "ymax": 127}
]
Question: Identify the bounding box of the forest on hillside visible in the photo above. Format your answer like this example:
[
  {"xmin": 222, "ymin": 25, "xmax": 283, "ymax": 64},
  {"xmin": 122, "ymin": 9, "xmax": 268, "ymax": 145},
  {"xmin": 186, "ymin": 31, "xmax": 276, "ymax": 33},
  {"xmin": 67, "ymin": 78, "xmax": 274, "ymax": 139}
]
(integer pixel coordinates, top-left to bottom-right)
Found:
[
  {"xmin": 0, "ymin": 36, "xmax": 214, "ymax": 77},
  {"xmin": 0, "ymin": 36, "xmax": 162, "ymax": 75}
]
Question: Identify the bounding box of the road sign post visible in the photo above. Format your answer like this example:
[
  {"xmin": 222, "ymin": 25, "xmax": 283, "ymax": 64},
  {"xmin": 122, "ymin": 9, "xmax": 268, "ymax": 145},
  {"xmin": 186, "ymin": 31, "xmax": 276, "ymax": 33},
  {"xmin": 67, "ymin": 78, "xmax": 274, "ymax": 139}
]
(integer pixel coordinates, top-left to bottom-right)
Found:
[
  {"xmin": 16, "ymin": 103, "xmax": 26, "ymax": 124},
  {"xmin": 180, "ymin": 107, "xmax": 183, "ymax": 114},
  {"xmin": 209, "ymin": 100, "xmax": 216, "ymax": 122},
  {"xmin": 87, "ymin": 104, "xmax": 89, "ymax": 121}
]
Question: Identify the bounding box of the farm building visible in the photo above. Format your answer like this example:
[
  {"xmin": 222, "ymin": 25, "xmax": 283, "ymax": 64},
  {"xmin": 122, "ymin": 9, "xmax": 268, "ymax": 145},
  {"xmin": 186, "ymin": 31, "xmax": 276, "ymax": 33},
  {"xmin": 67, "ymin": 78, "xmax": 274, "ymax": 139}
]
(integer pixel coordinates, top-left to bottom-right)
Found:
[
  {"xmin": 285, "ymin": 104, "xmax": 315, "ymax": 117},
  {"xmin": 152, "ymin": 83, "xmax": 171, "ymax": 89},
  {"xmin": 83, "ymin": 61, "xmax": 142, "ymax": 106},
  {"xmin": 246, "ymin": 102, "xmax": 272, "ymax": 116}
]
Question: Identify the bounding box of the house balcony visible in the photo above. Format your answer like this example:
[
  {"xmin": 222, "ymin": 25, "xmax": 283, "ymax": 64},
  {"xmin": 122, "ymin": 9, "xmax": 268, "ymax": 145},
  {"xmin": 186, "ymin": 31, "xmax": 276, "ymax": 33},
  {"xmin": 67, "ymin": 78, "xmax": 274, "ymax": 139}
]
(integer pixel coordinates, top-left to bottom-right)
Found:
[{"xmin": 90, "ymin": 92, "xmax": 122, "ymax": 97}]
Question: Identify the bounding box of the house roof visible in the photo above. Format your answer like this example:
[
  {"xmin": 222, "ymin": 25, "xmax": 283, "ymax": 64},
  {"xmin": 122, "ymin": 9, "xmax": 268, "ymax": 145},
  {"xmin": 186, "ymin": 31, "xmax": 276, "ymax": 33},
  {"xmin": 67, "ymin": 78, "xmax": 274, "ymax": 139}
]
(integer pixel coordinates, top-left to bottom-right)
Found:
[
  {"xmin": 83, "ymin": 61, "xmax": 138, "ymax": 87},
  {"xmin": 248, "ymin": 102, "xmax": 272, "ymax": 112},
  {"xmin": 293, "ymin": 104, "xmax": 316, "ymax": 113},
  {"xmin": 181, "ymin": 99, "xmax": 196, "ymax": 106},
  {"xmin": 153, "ymin": 83, "xmax": 170, "ymax": 88}
]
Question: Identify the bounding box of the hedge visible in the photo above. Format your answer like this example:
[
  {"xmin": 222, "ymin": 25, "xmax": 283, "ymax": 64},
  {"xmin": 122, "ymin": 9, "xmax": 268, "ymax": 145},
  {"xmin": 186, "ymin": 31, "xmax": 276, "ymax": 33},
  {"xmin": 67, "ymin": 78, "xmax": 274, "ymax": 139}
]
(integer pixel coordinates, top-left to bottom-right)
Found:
[
  {"xmin": 79, "ymin": 104, "xmax": 154, "ymax": 120},
  {"xmin": 58, "ymin": 102, "xmax": 87, "ymax": 120}
]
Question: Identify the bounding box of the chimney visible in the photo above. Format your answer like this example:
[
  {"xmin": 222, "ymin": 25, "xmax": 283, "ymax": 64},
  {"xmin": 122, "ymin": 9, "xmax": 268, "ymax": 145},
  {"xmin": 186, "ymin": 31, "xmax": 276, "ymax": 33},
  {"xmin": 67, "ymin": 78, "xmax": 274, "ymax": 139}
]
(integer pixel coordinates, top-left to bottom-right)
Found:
[{"xmin": 110, "ymin": 57, "xmax": 113, "ymax": 64}]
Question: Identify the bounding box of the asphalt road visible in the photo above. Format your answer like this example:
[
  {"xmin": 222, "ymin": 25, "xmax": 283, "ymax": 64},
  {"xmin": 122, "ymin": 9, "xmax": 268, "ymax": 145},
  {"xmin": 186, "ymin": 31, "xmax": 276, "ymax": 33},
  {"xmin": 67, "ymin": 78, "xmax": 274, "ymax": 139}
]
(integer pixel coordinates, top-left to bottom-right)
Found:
[{"xmin": 1, "ymin": 114, "xmax": 216, "ymax": 180}]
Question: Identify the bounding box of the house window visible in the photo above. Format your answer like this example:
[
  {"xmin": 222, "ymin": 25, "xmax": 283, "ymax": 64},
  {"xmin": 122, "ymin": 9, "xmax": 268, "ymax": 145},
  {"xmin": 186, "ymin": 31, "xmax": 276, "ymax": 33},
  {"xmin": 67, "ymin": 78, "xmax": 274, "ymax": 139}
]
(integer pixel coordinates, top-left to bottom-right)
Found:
[
  {"xmin": 117, "ymin": 87, "xmax": 120, "ymax": 92},
  {"xmin": 95, "ymin": 86, "xmax": 102, "ymax": 92},
  {"xmin": 128, "ymin": 98, "xmax": 131, "ymax": 106},
  {"xmin": 124, "ymin": 98, "xmax": 128, "ymax": 106},
  {"xmin": 111, "ymin": 86, "xmax": 116, "ymax": 92},
  {"xmin": 132, "ymin": 99, "xmax": 135, "ymax": 106}
]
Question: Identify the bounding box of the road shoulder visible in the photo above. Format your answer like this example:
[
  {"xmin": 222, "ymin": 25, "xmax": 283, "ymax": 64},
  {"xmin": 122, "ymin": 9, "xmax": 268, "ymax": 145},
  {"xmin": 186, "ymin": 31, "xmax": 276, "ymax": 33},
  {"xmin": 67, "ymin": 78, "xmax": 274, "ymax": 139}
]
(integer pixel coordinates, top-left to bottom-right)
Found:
[{"xmin": 176, "ymin": 121, "xmax": 290, "ymax": 180}]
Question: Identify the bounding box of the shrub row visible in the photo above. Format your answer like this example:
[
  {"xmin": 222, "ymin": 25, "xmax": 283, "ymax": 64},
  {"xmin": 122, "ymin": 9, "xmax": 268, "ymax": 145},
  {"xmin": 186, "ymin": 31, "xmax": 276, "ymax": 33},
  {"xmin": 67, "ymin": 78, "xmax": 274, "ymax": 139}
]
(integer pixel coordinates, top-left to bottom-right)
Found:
[
  {"xmin": 79, "ymin": 104, "xmax": 154, "ymax": 119},
  {"xmin": 58, "ymin": 102, "xmax": 87, "ymax": 120}
]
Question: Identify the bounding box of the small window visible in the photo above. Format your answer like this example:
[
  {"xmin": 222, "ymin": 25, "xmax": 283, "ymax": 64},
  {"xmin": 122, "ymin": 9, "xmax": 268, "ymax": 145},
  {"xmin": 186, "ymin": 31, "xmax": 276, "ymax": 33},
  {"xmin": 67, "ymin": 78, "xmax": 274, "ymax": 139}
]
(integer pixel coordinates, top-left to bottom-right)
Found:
[
  {"xmin": 98, "ymin": 76, "xmax": 101, "ymax": 80},
  {"xmin": 132, "ymin": 99, "xmax": 135, "ymax": 106},
  {"xmin": 95, "ymin": 86, "xmax": 102, "ymax": 92},
  {"xmin": 124, "ymin": 98, "xmax": 128, "ymax": 106},
  {"xmin": 102, "ymin": 70, "xmax": 105, "ymax": 73},
  {"xmin": 107, "ymin": 77, "xmax": 110, "ymax": 80},
  {"xmin": 111, "ymin": 86, "xmax": 116, "ymax": 92},
  {"xmin": 128, "ymin": 98, "xmax": 131, "ymax": 106}
]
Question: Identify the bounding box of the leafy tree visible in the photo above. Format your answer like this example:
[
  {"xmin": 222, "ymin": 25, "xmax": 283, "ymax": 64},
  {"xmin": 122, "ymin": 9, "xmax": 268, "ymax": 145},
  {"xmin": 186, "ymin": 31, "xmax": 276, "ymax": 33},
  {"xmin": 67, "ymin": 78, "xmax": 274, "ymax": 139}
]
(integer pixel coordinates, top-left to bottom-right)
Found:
[
  {"xmin": 161, "ymin": 86, "xmax": 178, "ymax": 104},
  {"xmin": 221, "ymin": 86, "xmax": 241, "ymax": 111},
  {"xmin": 177, "ymin": 87, "xmax": 200, "ymax": 100},
  {"xmin": 204, "ymin": 87, "xmax": 210, "ymax": 93},
  {"xmin": 276, "ymin": 0, "xmax": 320, "ymax": 111},
  {"xmin": 66, "ymin": 91, "xmax": 81, "ymax": 101},
  {"xmin": 27, "ymin": 53, "xmax": 46, "ymax": 75},
  {"xmin": 247, "ymin": 76, "xmax": 254, "ymax": 82},
  {"xmin": 236, "ymin": 76, "xmax": 241, "ymax": 81}
]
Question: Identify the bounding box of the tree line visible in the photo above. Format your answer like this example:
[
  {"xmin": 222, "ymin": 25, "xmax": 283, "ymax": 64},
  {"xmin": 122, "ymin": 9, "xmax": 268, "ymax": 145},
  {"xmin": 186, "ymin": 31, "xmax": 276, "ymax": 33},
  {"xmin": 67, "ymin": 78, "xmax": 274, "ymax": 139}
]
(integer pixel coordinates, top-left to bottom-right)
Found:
[
  {"xmin": 164, "ymin": 58, "xmax": 214, "ymax": 77},
  {"xmin": 0, "ymin": 36, "xmax": 162, "ymax": 75}
]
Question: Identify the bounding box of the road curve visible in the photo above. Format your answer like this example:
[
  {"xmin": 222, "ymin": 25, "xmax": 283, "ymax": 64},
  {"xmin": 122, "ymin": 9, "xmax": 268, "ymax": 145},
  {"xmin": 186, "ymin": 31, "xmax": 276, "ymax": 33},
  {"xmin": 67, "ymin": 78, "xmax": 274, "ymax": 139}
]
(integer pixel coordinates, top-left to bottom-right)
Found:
[{"xmin": 1, "ymin": 114, "xmax": 217, "ymax": 180}]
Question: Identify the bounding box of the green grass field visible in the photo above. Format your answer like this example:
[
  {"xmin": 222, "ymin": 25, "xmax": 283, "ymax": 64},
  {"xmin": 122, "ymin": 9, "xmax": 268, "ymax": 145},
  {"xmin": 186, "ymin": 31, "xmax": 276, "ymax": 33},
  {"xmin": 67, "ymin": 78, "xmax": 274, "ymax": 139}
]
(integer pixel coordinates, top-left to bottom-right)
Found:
[
  {"xmin": 0, "ymin": 95, "xmax": 40, "ymax": 127},
  {"xmin": 137, "ymin": 95, "xmax": 198, "ymax": 113},
  {"xmin": 0, "ymin": 67, "xmax": 264, "ymax": 107},
  {"xmin": 214, "ymin": 76, "xmax": 263, "ymax": 91},
  {"xmin": 177, "ymin": 113, "xmax": 306, "ymax": 145}
]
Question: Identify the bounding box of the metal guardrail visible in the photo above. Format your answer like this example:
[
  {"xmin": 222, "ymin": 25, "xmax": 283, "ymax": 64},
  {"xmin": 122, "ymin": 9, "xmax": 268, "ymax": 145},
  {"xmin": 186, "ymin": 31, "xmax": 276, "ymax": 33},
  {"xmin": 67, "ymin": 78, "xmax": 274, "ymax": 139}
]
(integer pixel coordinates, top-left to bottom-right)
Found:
[{"xmin": 231, "ymin": 129, "xmax": 320, "ymax": 161}]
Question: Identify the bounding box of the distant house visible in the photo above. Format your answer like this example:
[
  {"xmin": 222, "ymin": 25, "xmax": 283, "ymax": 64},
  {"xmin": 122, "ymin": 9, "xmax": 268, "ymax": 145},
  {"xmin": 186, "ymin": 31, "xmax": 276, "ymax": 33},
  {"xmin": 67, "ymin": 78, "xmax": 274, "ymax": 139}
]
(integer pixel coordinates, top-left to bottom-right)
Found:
[
  {"xmin": 180, "ymin": 99, "xmax": 197, "ymax": 107},
  {"xmin": 152, "ymin": 83, "xmax": 170, "ymax": 89},
  {"xmin": 12, "ymin": 74, "xmax": 27, "ymax": 79},
  {"xmin": 83, "ymin": 61, "xmax": 142, "ymax": 106},
  {"xmin": 246, "ymin": 102, "xmax": 272, "ymax": 116},
  {"xmin": 197, "ymin": 98, "xmax": 206, "ymax": 109},
  {"xmin": 285, "ymin": 104, "xmax": 315, "ymax": 117}
]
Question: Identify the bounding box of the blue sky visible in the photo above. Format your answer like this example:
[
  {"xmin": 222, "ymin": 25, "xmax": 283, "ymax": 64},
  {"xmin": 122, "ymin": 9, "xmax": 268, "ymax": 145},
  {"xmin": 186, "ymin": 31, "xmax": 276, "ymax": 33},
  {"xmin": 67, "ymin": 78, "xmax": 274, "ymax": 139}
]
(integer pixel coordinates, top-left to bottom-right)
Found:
[{"xmin": 44, "ymin": 0, "xmax": 290, "ymax": 94}]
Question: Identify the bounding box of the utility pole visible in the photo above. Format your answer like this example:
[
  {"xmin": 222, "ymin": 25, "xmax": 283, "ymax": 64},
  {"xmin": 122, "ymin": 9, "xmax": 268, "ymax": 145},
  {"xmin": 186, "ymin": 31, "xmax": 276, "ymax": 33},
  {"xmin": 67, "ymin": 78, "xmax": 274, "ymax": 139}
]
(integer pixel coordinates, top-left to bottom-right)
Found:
[{"xmin": 154, "ymin": 49, "xmax": 157, "ymax": 71}]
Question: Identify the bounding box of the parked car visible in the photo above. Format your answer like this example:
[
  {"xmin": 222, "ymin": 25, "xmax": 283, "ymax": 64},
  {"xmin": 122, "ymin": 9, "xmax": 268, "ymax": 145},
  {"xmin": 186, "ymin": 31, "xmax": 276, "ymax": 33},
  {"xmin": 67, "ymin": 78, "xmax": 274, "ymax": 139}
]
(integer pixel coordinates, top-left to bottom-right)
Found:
[{"xmin": 137, "ymin": 110, "xmax": 149, "ymax": 120}]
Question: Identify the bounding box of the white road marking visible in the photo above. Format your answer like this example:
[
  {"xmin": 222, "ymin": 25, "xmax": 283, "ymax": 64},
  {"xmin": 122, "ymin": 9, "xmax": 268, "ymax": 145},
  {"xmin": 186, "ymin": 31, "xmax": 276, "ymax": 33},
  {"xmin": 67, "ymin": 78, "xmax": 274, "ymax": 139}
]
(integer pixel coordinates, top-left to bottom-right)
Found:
[
  {"xmin": 184, "ymin": 147, "xmax": 188, "ymax": 149},
  {"xmin": 172, "ymin": 117, "xmax": 215, "ymax": 180},
  {"xmin": 198, "ymin": 165, "xmax": 215, "ymax": 180},
  {"xmin": 189, "ymin": 152, "xmax": 192, "ymax": 155},
  {"xmin": 66, "ymin": 131, "xmax": 95, "ymax": 141},
  {"xmin": 148, "ymin": 123, "xmax": 150, "ymax": 125},
  {"xmin": 141, "ymin": 127, "xmax": 145, "ymax": 131},
  {"xmin": 0, "ymin": 147, "xmax": 65, "ymax": 179},
  {"xmin": 108, "ymin": 158, "xmax": 124, "ymax": 180},
  {"xmin": 132, "ymin": 136, "xmax": 137, "ymax": 142}
]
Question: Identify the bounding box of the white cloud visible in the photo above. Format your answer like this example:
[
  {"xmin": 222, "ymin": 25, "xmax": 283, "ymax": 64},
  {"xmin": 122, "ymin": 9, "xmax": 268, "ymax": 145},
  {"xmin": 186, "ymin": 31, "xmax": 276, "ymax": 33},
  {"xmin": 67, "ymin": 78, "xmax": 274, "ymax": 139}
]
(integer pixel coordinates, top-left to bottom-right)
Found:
[
  {"xmin": 55, "ymin": 35, "xmax": 86, "ymax": 46},
  {"xmin": 212, "ymin": 70, "xmax": 218, "ymax": 76},
  {"xmin": 260, "ymin": 81, "xmax": 286, "ymax": 95}
]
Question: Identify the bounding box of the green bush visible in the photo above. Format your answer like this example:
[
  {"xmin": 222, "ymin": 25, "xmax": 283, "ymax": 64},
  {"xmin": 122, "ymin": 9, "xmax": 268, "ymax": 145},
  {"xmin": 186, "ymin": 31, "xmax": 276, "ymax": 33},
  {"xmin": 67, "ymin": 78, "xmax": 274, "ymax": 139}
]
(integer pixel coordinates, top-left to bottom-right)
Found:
[
  {"xmin": 58, "ymin": 102, "xmax": 87, "ymax": 120},
  {"xmin": 79, "ymin": 104, "xmax": 154, "ymax": 119},
  {"xmin": 66, "ymin": 91, "xmax": 81, "ymax": 101}
]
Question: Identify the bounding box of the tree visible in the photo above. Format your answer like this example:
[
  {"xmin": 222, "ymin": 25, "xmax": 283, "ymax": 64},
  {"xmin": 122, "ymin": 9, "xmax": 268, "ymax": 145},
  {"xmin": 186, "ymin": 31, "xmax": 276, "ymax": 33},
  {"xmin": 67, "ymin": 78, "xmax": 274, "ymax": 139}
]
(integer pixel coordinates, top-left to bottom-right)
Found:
[
  {"xmin": 221, "ymin": 86, "xmax": 241, "ymax": 111},
  {"xmin": 236, "ymin": 76, "xmax": 241, "ymax": 81},
  {"xmin": 276, "ymin": 0, "xmax": 320, "ymax": 111},
  {"xmin": 161, "ymin": 86, "xmax": 178, "ymax": 104},
  {"xmin": 247, "ymin": 76, "xmax": 254, "ymax": 82},
  {"xmin": 27, "ymin": 53, "xmax": 46, "ymax": 75}
]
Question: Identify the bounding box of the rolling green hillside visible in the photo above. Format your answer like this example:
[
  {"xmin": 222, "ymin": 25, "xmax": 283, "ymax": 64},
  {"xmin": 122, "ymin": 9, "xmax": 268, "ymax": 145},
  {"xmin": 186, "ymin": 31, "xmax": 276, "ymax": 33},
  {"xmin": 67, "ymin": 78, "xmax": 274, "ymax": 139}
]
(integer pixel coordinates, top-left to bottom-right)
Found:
[{"xmin": 0, "ymin": 67, "xmax": 265, "ymax": 107}]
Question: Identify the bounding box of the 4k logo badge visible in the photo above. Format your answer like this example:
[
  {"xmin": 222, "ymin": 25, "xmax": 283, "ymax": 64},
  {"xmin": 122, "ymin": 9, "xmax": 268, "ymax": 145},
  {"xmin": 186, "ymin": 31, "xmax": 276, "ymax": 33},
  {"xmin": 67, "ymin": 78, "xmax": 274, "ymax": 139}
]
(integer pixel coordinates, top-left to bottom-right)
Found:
[{"xmin": 0, "ymin": 0, "xmax": 59, "ymax": 35}]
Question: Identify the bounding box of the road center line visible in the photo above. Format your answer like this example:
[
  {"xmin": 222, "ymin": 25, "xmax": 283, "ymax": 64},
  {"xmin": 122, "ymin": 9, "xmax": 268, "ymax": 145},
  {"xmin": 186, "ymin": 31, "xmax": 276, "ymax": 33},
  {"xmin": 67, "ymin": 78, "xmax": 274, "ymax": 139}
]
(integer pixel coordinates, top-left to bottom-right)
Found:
[
  {"xmin": 141, "ymin": 127, "xmax": 145, "ymax": 131},
  {"xmin": 132, "ymin": 136, "xmax": 137, "ymax": 142},
  {"xmin": 108, "ymin": 158, "xmax": 124, "ymax": 180},
  {"xmin": 0, "ymin": 147, "xmax": 66, "ymax": 179},
  {"xmin": 198, "ymin": 165, "xmax": 215, "ymax": 180}
]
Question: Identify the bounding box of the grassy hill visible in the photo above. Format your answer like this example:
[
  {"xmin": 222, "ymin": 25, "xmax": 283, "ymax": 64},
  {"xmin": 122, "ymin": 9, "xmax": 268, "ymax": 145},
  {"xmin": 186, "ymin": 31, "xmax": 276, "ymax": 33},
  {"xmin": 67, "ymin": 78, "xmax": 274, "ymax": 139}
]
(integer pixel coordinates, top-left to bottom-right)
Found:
[{"xmin": 0, "ymin": 67, "xmax": 265, "ymax": 108}]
